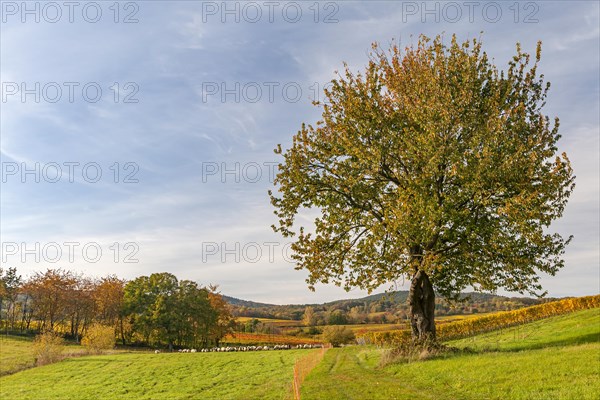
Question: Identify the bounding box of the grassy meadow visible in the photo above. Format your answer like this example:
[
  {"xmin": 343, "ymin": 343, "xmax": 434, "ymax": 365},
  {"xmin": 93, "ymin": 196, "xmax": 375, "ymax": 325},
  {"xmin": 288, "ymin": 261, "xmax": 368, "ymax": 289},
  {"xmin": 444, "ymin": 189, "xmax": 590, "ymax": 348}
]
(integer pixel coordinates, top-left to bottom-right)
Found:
[
  {"xmin": 0, "ymin": 348, "xmax": 312, "ymax": 400},
  {"xmin": 0, "ymin": 335, "xmax": 35, "ymax": 376},
  {"xmin": 0, "ymin": 335, "xmax": 91, "ymax": 376},
  {"xmin": 301, "ymin": 308, "xmax": 600, "ymax": 400},
  {"xmin": 0, "ymin": 304, "xmax": 598, "ymax": 399}
]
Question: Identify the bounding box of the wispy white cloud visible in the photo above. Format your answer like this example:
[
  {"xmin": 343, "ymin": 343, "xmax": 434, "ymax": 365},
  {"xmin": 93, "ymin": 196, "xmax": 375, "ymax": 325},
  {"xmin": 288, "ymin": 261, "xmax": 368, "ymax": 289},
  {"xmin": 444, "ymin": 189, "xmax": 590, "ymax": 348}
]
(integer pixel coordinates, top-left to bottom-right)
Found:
[{"xmin": 1, "ymin": 1, "xmax": 598, "ymax": 303}]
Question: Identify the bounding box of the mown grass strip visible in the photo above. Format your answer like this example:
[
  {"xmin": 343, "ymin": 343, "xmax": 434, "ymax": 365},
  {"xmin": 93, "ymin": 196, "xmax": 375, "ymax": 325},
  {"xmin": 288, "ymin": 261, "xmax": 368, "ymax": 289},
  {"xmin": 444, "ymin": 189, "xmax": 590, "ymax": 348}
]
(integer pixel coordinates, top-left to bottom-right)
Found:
[
  {"xmin": 292, "ymin": 345, "xmax": 330, "ymax": 399},
  {"xmin": 302, "ymin": 308, "xmax": 600, "ymax": 400}
]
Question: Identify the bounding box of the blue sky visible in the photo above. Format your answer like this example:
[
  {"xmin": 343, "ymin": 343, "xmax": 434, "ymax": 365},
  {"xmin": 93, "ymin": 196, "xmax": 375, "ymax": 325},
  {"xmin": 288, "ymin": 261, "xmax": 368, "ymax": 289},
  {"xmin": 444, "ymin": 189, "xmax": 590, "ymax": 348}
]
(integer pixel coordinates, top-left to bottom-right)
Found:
[{"xmin": 1, "ymin": 1, "xmax": 598, "ymax": 304}]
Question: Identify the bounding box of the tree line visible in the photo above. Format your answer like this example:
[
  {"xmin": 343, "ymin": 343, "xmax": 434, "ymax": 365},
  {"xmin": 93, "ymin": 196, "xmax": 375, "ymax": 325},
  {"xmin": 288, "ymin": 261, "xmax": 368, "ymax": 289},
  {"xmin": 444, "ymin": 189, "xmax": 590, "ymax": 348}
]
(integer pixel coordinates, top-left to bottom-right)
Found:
[
  {"xmin": 230, "ymin": 292, "xmax": 544, "ymax": 326},
  {"xmin": 0, "ymin": 267, "xmax": 233, "ymax": 349}
]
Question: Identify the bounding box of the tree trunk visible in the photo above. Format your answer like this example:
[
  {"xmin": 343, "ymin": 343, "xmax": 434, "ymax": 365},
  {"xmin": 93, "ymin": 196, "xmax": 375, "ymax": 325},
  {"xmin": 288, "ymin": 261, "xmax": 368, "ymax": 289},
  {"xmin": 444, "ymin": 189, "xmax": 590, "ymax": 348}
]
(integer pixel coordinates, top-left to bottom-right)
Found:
[
  {"xmin": 120, "ymin": 317, "xmax": 126, "ymax": 345},
  {"xmin": 408, "ymin": 269, "xmax": 436, "ymax": 341}
]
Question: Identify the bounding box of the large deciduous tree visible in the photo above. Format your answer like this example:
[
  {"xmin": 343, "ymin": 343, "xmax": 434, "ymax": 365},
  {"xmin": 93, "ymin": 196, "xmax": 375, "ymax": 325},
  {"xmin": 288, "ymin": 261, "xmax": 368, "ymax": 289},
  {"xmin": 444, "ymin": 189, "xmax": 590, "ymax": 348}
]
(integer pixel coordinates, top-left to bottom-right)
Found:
[
  {"xmin": 123, "ymin": 273, "xmax": 180, "ymax": 349},
  {"xmin": 122, "ymin": 273, "xmax": 229, "ymax": 349},
  {"xmin": 270, "ymin": 35, "xmax": 574, "ymax": 341},
  {"xmin": 92, "ymin": 275, "xmax": 126, "ymax": 343},
  {"xmin": 0, "ymin": 267, "xmax": 22, "ymax": 331},
  {"xmin": 24, "ymin": 269, "xmax": 77, "ymax": 331},
  {"xmin": 207, "ymin": 285, "xmax": 234, "ymax": 347}
]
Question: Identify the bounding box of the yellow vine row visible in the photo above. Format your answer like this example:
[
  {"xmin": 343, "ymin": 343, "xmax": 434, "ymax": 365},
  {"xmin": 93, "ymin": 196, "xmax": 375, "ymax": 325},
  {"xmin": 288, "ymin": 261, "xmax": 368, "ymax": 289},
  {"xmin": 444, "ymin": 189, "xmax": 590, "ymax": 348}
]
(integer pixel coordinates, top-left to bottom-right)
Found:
[{"xmin": 358, "ymin": 295, "xmax": 600, "ymax": 346}]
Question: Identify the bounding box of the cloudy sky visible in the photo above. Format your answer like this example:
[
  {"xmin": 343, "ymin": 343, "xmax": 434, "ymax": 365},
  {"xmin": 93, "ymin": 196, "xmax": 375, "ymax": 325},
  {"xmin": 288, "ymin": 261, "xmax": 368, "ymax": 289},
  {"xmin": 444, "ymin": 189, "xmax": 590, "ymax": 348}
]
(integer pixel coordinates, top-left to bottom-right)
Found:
[{"xmin": 1, "ymin": 1, "xmax": 598, "ymax": 304}]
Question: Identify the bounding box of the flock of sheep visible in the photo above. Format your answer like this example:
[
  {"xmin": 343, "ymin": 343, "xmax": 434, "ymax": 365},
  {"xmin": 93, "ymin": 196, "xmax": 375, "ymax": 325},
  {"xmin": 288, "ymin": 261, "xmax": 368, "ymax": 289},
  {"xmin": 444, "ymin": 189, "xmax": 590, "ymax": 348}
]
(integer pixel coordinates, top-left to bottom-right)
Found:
[{"xmin": 154, "ymin": 344, "xmax": 323, "ymax": 354}]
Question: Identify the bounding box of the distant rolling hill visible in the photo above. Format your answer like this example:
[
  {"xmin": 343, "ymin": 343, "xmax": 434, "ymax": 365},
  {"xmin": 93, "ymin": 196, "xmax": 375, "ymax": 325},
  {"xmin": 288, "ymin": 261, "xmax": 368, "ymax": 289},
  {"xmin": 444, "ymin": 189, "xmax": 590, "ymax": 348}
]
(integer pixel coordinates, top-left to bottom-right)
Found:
[
  {"xmin": 223, "ymin": 291, "xmax": 552, "ymax": 321},
  {"xmin": 222, "ymin": 296, "xmax": 278, "ymax": 309}
]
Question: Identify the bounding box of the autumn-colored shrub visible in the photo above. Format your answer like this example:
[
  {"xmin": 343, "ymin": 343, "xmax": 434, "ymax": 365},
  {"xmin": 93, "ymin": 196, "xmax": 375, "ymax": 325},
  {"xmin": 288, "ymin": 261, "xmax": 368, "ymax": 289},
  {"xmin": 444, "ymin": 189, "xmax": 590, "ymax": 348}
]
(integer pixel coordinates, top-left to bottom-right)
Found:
[
  {"xmin": 33, "ymin": 331, "xmax": 65, "ymax": 365},
  {"xmin": 322, "ymin": 326, "xmax": 355, "ymax": 347},
  {"xmin": 81, "ymin": 323, "xmax": 115, "ymax": 354}
]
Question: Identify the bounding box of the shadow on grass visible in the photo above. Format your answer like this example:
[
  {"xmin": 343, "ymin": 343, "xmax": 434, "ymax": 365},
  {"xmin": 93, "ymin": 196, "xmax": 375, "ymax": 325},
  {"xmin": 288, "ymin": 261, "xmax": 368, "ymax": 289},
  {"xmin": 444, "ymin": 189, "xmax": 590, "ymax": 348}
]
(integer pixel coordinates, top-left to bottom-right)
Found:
[
  {"xmin": 0, "ymin": 362, "xmax": 36, "ymax": 378},
  {"xmin": 0, "ymin": 334, "xmax": 34, "ymax": 342},
  {"xmin": 383, "ymin": 331, "xmax": 600, "ymax": 366},
  {"xmin": 63, "ymin": 358, "xmax": 109, "ymax": 363},
  {"xmin": 431, "ymin": 332, "xmax": 600, "ymax": 361}
]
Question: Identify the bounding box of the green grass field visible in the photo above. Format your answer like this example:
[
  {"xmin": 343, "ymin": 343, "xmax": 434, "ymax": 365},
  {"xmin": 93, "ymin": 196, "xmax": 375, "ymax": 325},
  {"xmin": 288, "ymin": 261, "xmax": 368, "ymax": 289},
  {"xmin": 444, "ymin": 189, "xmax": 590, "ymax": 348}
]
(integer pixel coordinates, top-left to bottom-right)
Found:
[
  {"xmin": 0, "ymin": 349, "xmax": 311, "ymax": 400},
  {"xmin": 0, "ymin": 335, "xmax": 35, "ymax": 375},
  {"xmin": 0, "ymin": 335, "xmax": 90, "ymax": 376},
  {"xmin": 449, "ymin": 307, "xmax": 600, "ymax": 351},
  {"xmin": 301, "ymin": 308, "xmax": 600, "ymax": 400},
  {"xmin": 1, "ymin": 307, "xmax": 597, "ymax": 399}
]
